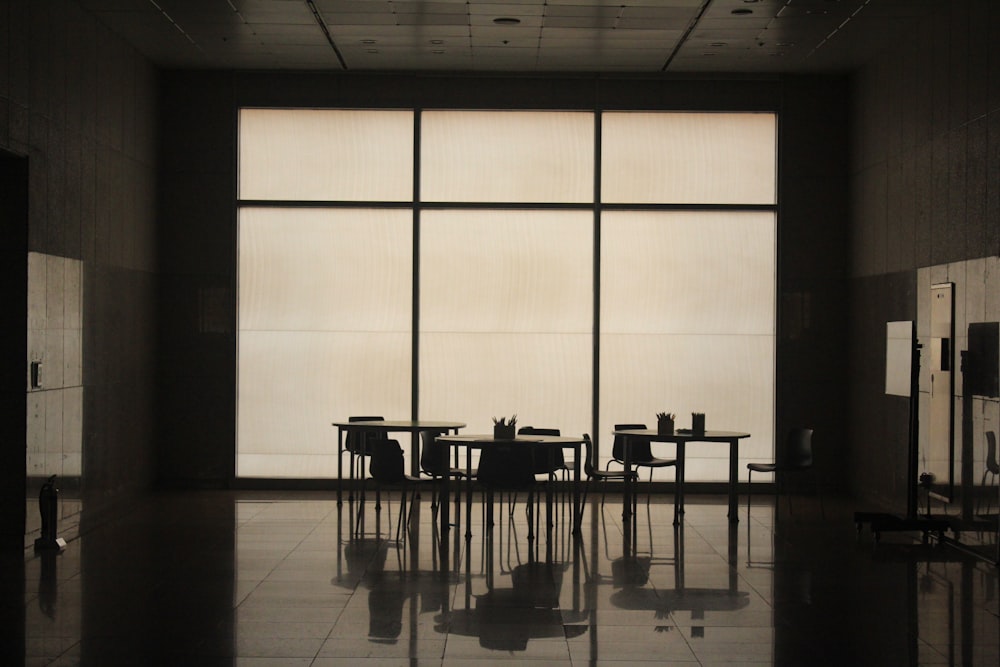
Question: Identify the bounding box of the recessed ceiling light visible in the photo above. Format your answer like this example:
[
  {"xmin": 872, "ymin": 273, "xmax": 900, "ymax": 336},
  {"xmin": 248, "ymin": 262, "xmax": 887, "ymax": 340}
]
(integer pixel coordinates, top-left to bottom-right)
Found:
[
  {"xmin": 493, "ymin": 17, "xmax": 521, "ymax": 25},
  {"xmin": 432, "ymin": 50, "xmax": 445, "ymax": 55},
  {"xmin": 361, "ymin": 39, "xmax": 376, "ymax": 45},
  {"xmin": 430, "ymin": 39, "xmax": 444, "ymax": 45}
]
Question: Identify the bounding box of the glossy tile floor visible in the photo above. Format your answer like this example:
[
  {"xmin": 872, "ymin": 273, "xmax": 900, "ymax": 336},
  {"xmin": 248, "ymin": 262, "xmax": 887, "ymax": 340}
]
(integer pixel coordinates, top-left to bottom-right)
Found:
[{"xmin": 5, "ymin": 489, "xmax": 999, "ymax": 666}]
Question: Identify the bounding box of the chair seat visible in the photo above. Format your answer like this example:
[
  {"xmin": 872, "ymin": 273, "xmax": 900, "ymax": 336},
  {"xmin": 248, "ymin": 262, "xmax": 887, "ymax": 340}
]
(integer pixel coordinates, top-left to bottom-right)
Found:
[
  {"xmin": 591, "ymin": 468, "xmax": 638, "ymax": 482},
  {"xmin": 747, "ymin": 462, "xmax": 778, "ymax": 473},
  {"xmin": 633, "ymin": 456, "xmax": 677, "ymax": 468}
]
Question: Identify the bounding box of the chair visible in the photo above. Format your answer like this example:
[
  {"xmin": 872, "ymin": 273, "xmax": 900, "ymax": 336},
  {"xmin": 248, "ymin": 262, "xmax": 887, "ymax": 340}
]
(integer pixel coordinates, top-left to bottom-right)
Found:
[
  {"xmin": 518, "ymin": 426, "xmax": 568, "ymax": 480},
  {"xmin": 609, "ymin": 423, "xmax": 678, "ymax": 503},
  {"xmin": 746, "ymin": 427, "xmax": 824, "ymax": 518},
  {"xmin": 365, "ymin": 437, "xmax": 423, "ymax": 540},
  {"xmin": 476, "ymin": 441, "xmax": 538, "ymax": 535},
  {"xmin": 342, "ymin": 415, "xmax": 387, "ymax": 487},
  {"xmin": 976, "ymin": 431, "xmax": 999, "ymax": 517},
  {"xmin": 419, "ymin": 430, "xmax": 476, "ymax": 513},
  {"xmin": 577, "ymin": 434, "xmax": 638, "ymax": 525}
]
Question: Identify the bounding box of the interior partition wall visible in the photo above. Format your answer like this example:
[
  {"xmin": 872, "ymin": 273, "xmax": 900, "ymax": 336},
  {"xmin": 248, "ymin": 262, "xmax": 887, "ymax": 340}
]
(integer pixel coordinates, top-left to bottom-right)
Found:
[{"xmin": 236, "ymin": 108, "xmax": 776, "ymax": 480}]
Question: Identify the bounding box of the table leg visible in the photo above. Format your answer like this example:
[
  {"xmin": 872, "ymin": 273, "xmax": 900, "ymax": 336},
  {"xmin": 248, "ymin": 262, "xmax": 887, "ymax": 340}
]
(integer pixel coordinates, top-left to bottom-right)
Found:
[
  {"xmin": 623, "ymin": 436, "xmax": 634, "ymax": 548},
  {"xmin": 572, "ymin": 442, "xmax": 582, "ymax": 535},
  {"xmin": 674, "ymin": 441, "xmax": 685, "ymax": 526},
  {"xmin": 440, "ymin": 440, "xmax": 450, "ymax": 537},
  {"xmin": 337, "ymin": 427, "xmax": 344, "ymax": 505},
  {"xmin": 728, "ymin": 438, "xmax": 739, "ymax": 522},
  {"xmin": 465, "ymin": 447, "xmax": 473, "ymax": 540}
]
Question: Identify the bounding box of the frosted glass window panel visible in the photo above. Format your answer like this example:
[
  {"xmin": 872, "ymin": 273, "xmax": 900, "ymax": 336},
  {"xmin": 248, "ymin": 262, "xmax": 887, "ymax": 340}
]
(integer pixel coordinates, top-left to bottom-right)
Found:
[
  {"xmin": 239, "ymin": 208, "xmax": 412, "ymax": 332},
  {"xmin": 420, "ymin": 332, "xmax": 593, "ymax": 454},
  {"xmin": 421, "ymin": 111, "xmax": 594, "ymax": 203},
  {"xmin": 237, "ymin": 331, "xmax": 411, "ymax": 478},
  {"xmin": 237, "ymin": 206, "xmax": 412, "ymax": 479},
  {"xmin": 601, "ymin": 112, "xmax": 777, "ymax": 205},
  {"xmin": 599, "ymin": 210, "xmax": 775, "ymax": 481},
  {"xmin": 238, "ymin": 108, "xmax": 414, "ymax": 201},
  {"xmin": 420, "ymin": 209, "xmax": 593, "ymax": 333},
  {"xmin": 599, "ymin": 333, "xmax": 774, "ymax": 481},
  {"xmin": 601, "ymin": 211, "xmax": 776, "ymax": 335}
]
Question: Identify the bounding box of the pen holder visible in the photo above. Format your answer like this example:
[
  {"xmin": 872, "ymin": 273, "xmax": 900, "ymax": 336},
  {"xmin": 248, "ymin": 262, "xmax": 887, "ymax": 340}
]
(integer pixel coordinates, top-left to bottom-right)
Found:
[
  {"xmin": 494, "ymin": 424, "xmax": 515, "ymax": 440},
  {"xmin": 691, "ymin": 413, "xmax": 705, "ymax": 435},
  {"xmin": 657, "ymin": 416, "xmax": 674, "ymax": 435}
]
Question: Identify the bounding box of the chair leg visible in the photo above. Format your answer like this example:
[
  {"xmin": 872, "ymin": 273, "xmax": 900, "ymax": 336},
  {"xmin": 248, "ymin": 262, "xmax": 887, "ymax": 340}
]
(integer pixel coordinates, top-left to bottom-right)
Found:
[{"xmin": 747, "ymin": 469, "xmax": 753, "ymax": 514}]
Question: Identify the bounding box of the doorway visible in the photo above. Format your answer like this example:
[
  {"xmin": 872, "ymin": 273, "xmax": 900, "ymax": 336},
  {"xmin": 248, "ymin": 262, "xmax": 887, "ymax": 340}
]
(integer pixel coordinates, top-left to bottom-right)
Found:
[{"xmin": 1, "ymin": 149, "xmax": 28, "ymax": 548}]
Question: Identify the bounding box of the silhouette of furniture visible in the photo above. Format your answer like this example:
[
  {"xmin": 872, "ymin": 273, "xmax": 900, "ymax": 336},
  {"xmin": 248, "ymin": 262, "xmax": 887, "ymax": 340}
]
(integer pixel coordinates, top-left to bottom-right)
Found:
[
  {"xmin": 746, "ymin": 427, "xmax": 824, "ymax": 519},
  {"xmin": 611, "ymin": 427, "xmax": 752, "ymax": 526},
  {"xmin": 363, "ymin": 437, "xmax": 424, "ymax": 540},
  {"xmin": 609, "ymin": 422, "xmax": 677, "ymax": 506},
  {"xmin": 976, "ymin": 430, "xmax": 999, "ymax": 517},
  {"xmin": 436, "ymin": 433, "xmax": 585, "ymax": 542},
  {"xmin": 333, "ymin": 419, "xmax": 465, "ymax": 504},
  {"xmin": 578, "ymin": 433, "xmax": 637, "ymax": 526}
]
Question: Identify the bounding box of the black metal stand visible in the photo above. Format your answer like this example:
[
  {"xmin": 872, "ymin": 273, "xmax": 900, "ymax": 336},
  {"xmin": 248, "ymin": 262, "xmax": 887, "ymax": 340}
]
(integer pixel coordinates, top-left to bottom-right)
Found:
[{"xmin": 856, "ymin": 328, "xmax": 952, "ymax": 543}]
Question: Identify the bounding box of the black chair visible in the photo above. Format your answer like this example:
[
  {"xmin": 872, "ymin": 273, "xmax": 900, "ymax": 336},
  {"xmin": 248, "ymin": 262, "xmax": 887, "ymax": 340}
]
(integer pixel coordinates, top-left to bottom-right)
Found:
[
  {"xmin": 420, "ymin": 430, "xmax": 476, "ymax": 513},
  {"xmin": 518, "ymin": 426, "xmax": 568, "ymax": 480},
  {"xmin": 976, "ymin": 430, "xmax": 999, "ymax": 517},
  {"xmin": 342, "ymin": 415, "xmax": 387, "ymax": 487},
  {"xmin": 746, "ymin": 427, "xmax": 824, "ymax": 518},
  {"xmin": 577, "ymin": 434, "xmax": 638, "ymax": 525},
  {"xmin": 609, "ymin": 423, "xmax": 678, "ymax": 503},
  {"xmin": 477, "ymin": 442, "xmax": 538, "ymax": 535},
  {"xmin": 365, "ymin": 437, "xmax": 423, "ymax": 540}
]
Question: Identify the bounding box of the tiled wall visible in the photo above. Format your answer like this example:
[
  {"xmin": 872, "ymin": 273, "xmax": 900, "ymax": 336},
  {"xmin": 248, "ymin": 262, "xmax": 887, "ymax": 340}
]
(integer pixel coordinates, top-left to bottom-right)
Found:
[
  {"xmin": 848, "ymin": 0, "xmax": 1000, "ymax": 513},
  {"xmin": 0, "ymin": 0, "xmax": 160, "ymax": 533}
]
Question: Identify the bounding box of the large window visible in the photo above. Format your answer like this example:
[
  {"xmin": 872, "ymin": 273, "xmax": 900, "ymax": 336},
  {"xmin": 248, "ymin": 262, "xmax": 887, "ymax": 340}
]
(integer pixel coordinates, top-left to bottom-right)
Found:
[{"xmin": 237, "ymin": 108, "xmax": 776, "ymax": 478}]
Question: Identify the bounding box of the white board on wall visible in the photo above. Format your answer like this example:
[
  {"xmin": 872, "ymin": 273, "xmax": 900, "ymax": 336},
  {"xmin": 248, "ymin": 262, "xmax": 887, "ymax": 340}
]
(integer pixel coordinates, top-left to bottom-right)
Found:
[{"xmin": 886, "ymin": 320, "xmax": 914, "ymax": 397}]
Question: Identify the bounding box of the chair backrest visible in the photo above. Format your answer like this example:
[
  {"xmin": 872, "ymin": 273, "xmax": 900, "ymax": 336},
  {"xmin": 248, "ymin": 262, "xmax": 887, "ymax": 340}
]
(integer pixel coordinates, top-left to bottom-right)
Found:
[
  {"xmin": 347, "ymin": 415, "xmax": 386, "ymax": 453},
  {"xmin": 419, "ymin": 430, "xmax": 449, "ymax": 476},
  {"xmin": 986, "ymin": 431, "xmax": 999, "ymax": 474},
  {"xmin": 368, "ymin": 438, "xmax": 405, "ymax": 483},
  {"xmin": 477, "ymin": 442, "xmax": 536, "ymax": 489},
  {"xmin": 612, "ymin": 424, "xmax": 650, "ymax": 463},
  {"xmin": 783, "ymin": 428, "xmax": 814, "ymax": 470},
  {"xmin": 519, "ymin": 426, "xmax": 564, "ymax": 472},
  {"xmin": 582, "ymin": 434, "xmax": 596, "ymax": 477}
]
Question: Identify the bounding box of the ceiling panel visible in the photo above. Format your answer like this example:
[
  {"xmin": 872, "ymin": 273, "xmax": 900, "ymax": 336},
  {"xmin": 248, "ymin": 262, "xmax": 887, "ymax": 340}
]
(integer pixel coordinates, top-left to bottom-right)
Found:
[{"xmin": 76, "ymin": 0, "xmax": 943, "ymax": 73}]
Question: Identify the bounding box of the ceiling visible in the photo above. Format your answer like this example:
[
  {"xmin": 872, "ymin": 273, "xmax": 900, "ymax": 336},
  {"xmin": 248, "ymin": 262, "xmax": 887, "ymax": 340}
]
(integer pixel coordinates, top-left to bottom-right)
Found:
[{"xmin": 78, "ymin": 0, "xmax": 942, "ymax": 74}]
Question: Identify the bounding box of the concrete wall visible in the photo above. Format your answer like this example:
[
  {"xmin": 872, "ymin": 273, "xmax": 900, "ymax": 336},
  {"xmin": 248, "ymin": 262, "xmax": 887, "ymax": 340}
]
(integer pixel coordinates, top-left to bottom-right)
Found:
[
  {"xmin": 0, "ymin": 0, "xmax": 159, "ymax": 539},
  {"xmin": 848, "ymin": 0, "xmax": 1000, "ymax": 513}
]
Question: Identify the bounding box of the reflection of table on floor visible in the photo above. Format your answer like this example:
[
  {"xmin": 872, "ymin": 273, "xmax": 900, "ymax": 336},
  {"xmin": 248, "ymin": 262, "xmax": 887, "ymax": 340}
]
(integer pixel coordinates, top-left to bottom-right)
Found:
[
  {"xmin": 612, "ymin": 429, "xmax": 752, "ymax": 525},
  {"xmin": 332, "ymin": 420, "xmax": 465, "ymax": 504},
  {"xmin": 435, "ymin": 434, "xmax": 585, "ymax": 539}
]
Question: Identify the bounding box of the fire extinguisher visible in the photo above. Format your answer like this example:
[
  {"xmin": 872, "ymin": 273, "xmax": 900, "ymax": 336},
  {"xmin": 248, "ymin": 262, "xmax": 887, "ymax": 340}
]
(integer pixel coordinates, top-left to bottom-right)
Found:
[{"xmin": 35, "ymin": 474, "xmax": 65, "ymax": 551}]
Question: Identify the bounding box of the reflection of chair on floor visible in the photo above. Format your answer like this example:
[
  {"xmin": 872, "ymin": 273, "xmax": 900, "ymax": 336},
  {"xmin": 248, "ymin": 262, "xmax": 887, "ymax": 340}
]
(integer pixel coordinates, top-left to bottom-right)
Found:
[
  {"xmin": 976, "ymin": 431, "xmax": 1000, "ymax": 517},
  {"xmin": 747, "ymin": 427, "xmax": 824, "ymax": 519},
  {"xmin": 445, "ymin": 561, "xmax": 585, "ymax": 651},
  {"xmin": 609, "ymin": 423, "xmax": 677, "ymax": 504}
]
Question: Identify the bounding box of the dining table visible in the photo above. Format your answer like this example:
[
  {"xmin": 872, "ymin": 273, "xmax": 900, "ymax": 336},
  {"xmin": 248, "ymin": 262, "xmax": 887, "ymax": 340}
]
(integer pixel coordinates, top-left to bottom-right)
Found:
[
  {"xmin": 434, "ymin": 433, "xmax": 586, "ymax": 540},
  {"xmin": 331, "ymin": 419, "xmax": 466, "ymax": 504},
  {"xmin": 611, "ymin": 428, "xmax": 752, "ymax": 526}
]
